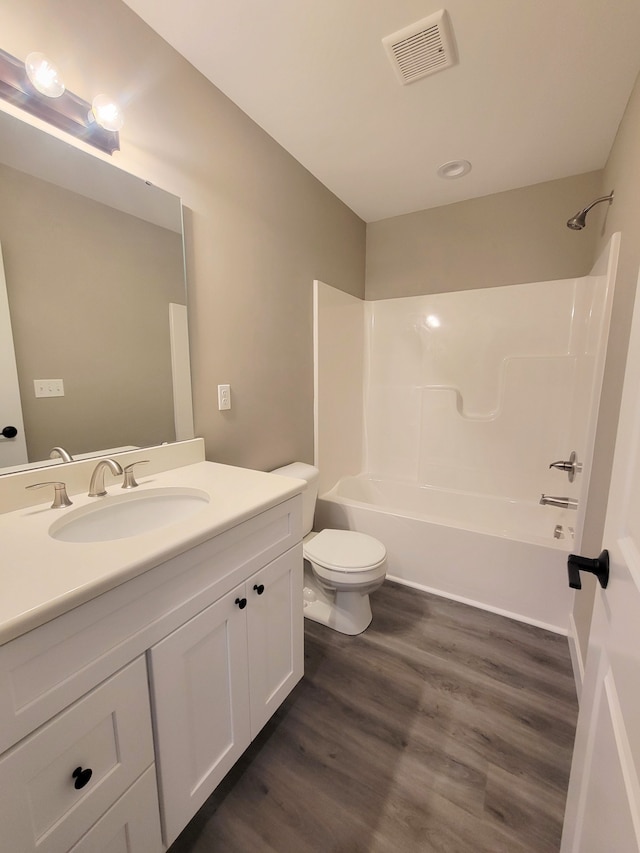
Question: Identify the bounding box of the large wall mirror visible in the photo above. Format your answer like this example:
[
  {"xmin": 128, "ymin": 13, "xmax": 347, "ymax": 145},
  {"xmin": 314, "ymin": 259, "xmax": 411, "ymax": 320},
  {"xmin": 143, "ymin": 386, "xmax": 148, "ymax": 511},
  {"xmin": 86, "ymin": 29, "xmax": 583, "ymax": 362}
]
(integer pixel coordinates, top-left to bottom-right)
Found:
[{"xmin": 0, "ymin": 108, "xmax": 192, "ymax": 475}]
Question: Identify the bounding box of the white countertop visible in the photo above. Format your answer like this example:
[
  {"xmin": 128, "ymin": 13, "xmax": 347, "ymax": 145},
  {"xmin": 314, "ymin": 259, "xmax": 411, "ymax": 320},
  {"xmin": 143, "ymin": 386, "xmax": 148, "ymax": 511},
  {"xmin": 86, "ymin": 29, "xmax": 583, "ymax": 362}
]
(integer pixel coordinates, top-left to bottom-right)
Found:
[{"xmin": 0, "ymin": 461, "xmax": 303, "ymax": 645}]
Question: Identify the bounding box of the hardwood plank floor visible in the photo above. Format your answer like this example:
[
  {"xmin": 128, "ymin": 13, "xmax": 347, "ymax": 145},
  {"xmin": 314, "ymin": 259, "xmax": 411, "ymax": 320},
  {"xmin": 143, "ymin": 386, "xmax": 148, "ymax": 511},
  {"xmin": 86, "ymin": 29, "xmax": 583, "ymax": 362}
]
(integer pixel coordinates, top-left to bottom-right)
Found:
[{"xmin": 168, "ymin": 581, "xmax": 578, "ymax": 852}]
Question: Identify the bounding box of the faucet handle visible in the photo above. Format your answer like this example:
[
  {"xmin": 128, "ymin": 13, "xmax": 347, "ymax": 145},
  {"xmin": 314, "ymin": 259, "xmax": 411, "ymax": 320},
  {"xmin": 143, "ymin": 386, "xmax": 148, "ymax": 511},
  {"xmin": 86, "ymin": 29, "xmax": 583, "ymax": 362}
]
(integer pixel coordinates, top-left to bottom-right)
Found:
[
  {"xmin": 549, "ymin": 450, "xmax": 582, "ymax": 482},
  {"xmin": 26, "ymin": 481, "xmax": 73, "ymax": 508},
  {"xmin": 122, "ymin": 460, "xmax": 149, "ymax": 489}
]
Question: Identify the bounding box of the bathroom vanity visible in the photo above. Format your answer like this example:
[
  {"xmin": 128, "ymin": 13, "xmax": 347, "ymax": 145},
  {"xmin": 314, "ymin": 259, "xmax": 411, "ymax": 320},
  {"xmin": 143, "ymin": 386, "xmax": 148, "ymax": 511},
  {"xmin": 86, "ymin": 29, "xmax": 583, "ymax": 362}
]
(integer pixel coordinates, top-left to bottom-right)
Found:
[{"xmin": 0, "ymin": 454, "xmax": 304, "ymax": 851}]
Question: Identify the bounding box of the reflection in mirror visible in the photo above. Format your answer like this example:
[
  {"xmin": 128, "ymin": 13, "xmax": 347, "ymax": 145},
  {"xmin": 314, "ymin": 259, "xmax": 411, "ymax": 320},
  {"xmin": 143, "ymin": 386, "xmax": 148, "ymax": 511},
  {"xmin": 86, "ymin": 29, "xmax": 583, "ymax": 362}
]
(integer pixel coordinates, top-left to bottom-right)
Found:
[{"xmin": 0, "ymin": 108, "xmax": 192, "ymax": 475}]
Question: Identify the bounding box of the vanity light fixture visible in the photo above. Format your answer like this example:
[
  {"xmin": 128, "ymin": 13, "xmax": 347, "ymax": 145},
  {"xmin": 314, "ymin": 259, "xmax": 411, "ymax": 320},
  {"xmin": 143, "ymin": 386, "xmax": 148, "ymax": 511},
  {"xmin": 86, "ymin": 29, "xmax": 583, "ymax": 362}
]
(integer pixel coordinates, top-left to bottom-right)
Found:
[
  {"xmin": 25, "ymin": 52, "xmax": 65, "ymax": 98},
  {"xmin": 0, "ymin": 47, "xmax": 120, "ymax": 155},
  {"xmin": 90, "ymin": 94, "xmax": 124, "ymax": 132}
]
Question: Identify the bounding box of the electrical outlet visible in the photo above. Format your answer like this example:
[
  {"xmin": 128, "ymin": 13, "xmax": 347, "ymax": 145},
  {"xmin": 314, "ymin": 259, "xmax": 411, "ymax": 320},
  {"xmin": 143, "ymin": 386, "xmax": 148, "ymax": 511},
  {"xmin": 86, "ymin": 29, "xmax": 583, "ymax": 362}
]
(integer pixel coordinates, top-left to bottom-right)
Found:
[
  {"xmin": 34, "ymin": 379, "xmax": 64, "ymax": 398},
  {"xmin": 218, "ymin": 384, "xmax": 231, "ymax": 411}
]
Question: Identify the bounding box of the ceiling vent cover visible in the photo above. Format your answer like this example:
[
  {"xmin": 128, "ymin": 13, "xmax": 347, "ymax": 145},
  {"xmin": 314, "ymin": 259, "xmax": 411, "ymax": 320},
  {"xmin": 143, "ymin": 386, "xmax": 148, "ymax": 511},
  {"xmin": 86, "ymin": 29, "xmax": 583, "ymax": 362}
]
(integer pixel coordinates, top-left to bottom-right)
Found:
[{"xmin": 383, "ymin": 9, "xmax": 456, "ymax": 85}]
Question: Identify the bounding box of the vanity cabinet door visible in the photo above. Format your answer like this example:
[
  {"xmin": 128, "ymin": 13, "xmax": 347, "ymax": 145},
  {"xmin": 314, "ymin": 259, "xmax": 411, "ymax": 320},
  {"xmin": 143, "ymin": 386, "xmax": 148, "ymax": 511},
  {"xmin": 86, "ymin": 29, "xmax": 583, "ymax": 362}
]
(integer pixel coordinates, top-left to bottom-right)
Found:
[
  {"xmin": 149, "ymin": 583, "xmax": 251, "ymax": 847},
  {"xmin": 247, "ymin": 543, "xmax": 304, "ymax": 737},
  {"xmin": 69, "ymin": 766, "xmax": 162, "ymax": 853}
]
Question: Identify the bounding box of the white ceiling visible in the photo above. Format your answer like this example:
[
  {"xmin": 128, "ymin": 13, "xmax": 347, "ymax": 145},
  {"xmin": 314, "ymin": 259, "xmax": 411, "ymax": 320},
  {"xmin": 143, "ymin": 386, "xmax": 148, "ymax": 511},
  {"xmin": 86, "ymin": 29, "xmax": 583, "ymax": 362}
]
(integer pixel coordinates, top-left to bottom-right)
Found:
[{"xmin": 122, "ymin": 0, "xmax": 640, "ymax": 222}]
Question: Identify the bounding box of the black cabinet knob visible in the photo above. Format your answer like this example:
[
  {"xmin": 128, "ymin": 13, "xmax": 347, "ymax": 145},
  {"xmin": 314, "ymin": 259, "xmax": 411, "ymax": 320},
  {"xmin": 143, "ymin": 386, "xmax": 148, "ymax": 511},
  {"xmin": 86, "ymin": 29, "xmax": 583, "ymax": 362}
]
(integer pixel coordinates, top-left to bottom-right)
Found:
[
  {"xmin": 567, "ymin": 550, "xmax": 609, "ymax": 590},
  {"xmin": 1, "ymin": 426, "xmax": 17, "ymax": 439},
  {"xmin": 235, "ymin": 597, "xmax": 247, "ymax": 609},
  {"xmin": 253, "ymin": 584, "xmax": 265, "ymax": 595},
  {"xmin": 72, "ymin": 766, "xmax": 93, "ymax": 790}
]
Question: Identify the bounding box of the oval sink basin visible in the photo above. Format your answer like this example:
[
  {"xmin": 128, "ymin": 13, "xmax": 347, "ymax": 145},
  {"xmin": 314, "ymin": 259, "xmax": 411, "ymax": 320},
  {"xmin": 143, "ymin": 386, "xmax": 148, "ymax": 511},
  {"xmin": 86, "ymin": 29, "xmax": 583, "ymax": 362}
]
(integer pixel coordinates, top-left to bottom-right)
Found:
[{"xmin": 49, "ymin": 488, "xmax": 210, "ymax": 543}]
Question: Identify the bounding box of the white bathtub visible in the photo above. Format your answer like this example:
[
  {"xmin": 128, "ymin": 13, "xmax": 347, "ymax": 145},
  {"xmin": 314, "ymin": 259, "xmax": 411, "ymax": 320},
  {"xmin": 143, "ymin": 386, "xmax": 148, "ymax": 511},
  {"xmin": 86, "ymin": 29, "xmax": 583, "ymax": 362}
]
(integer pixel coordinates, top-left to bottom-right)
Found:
[{"xmin": 315, "ymin": 475, "xmax": 574, "ymax": 633}]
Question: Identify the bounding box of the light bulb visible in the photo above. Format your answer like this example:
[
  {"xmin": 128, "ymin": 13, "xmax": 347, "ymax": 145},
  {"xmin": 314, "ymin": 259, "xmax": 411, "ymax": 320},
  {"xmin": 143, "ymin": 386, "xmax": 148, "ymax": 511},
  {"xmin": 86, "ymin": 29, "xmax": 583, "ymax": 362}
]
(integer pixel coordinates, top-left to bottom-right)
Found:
[
  {"xmin": 91, "ymin": 94, "xmax": 124, "ymax": 132},
  {"xmin": 25, "ymin": 52, "xmax": 65, "ymax": 98}
]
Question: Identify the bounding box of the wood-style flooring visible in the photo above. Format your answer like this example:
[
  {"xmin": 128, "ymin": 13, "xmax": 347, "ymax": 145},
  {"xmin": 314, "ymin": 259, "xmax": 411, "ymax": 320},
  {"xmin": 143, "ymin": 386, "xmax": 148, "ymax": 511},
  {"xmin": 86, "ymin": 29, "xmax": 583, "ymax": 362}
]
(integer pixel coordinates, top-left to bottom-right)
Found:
[{"xmin": 168, "ymin": 581, "xmax": 578, "ymax": 852}]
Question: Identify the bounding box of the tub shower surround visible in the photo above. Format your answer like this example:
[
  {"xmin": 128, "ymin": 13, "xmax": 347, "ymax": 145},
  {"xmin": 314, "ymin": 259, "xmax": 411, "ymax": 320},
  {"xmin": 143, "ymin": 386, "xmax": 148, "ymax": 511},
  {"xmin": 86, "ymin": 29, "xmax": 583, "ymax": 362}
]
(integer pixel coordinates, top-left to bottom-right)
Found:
[
  {"xmin": 314, "ymin": 238, "xmax": 616, "ymax": 632},
  {"xmin": 362, "ymin": 276, "xmax": 607, "ymax": 503}
]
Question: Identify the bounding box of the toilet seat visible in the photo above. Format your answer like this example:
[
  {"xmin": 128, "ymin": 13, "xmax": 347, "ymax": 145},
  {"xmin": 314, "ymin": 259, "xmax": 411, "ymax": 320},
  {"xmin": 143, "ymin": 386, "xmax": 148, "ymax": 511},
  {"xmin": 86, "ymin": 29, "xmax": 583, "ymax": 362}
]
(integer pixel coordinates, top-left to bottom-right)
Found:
[{"xmin": 303, "ymin": 529, "xmax": 386, "ymax": 573}]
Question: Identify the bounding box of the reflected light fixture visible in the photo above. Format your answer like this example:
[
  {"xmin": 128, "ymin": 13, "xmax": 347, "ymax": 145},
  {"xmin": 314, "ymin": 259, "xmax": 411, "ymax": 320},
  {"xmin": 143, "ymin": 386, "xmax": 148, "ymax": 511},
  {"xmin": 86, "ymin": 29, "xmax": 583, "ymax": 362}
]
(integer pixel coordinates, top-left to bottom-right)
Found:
[
  {"xmin": 24, "ymin": 52, "xmax": 65, "ymax": 98},
  {"xmin": 0, "ymin": 46, "xmax": 121, "ymax": 155},
  {"xmin": 91, "ymin": 94, "xmax": 124, "ymax": 132}
]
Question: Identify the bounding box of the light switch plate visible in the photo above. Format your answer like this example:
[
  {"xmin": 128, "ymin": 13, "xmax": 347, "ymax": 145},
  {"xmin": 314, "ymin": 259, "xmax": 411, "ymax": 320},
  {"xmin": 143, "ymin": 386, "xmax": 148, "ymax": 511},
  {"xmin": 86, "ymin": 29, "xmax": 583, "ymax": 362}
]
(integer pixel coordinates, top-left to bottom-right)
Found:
[{"xmin": 34, "ymin": 379, "xmax": 64, "ymax": 398}]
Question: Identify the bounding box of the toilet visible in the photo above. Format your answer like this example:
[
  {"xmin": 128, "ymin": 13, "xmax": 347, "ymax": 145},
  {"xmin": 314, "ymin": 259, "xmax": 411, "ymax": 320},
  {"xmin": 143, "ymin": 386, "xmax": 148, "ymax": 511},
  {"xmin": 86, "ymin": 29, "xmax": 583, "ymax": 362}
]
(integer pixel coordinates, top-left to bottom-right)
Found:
[{"xmin": 272, "ymin": 463, "xmax": 387, "ymax": 635}]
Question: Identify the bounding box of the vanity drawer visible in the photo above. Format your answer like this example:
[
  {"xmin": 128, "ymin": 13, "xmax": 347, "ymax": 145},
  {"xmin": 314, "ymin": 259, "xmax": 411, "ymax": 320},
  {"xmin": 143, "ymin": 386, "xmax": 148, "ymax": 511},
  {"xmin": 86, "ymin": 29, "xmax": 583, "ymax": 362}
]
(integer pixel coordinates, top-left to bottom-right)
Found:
[
  {"xmin": 69, "ymin": 766, "xmax": 162, "ymax": 853},
  {"xmin": 0, "ymin": 656, "xmax": 154, "ymax": 853},
  {"xmin": 0, "ymin": 495, "xmax": 301, "ymax": 751}
]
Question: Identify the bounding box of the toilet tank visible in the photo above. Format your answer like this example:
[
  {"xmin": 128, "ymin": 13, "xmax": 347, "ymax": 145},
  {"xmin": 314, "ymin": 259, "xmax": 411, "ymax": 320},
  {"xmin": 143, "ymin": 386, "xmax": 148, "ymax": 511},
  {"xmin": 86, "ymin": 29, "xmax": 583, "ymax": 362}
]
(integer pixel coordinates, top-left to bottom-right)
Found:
[{"xmin": 271, "ymin": 462, "xmax": 319, "ymax": 536}]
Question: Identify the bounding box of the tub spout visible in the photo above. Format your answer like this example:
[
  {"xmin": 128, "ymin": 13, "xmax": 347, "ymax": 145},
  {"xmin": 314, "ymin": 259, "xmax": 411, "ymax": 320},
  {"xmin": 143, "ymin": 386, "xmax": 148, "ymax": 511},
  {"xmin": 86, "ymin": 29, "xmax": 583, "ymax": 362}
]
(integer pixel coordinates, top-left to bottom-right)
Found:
[{"xmin": 540, "ymin": 494, "xmax": 578, "ymax": 510}]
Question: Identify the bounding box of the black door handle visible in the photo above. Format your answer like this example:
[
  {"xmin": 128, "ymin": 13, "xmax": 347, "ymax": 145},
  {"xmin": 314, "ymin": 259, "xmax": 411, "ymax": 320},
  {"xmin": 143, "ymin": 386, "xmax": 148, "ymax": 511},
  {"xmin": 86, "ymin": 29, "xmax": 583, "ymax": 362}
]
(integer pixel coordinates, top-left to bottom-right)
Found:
[
  {"xmin": 567, "ymin": 550, "xmax": 609, "ymax": 590},
  {"xmin": 1, "ymin": 426, "xmax": 17, "ymax": 439}
]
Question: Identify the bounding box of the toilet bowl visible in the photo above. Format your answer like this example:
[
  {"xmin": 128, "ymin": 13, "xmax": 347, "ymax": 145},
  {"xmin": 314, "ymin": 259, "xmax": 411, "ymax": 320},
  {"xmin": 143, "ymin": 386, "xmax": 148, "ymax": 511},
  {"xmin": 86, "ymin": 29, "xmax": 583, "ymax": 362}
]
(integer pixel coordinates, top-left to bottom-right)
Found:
[{"xmin": 271, "ymin": 463, "xmax": 387, "ymax": 635}]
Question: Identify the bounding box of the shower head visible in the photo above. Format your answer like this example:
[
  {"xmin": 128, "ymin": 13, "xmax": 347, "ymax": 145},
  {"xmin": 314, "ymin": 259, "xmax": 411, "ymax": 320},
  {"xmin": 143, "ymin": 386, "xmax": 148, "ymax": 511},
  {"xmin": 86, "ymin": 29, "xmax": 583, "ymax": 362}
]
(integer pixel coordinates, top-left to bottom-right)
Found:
[{"xmin": 567, "ymin": 191, "xmax": 614, "ymax": 230}]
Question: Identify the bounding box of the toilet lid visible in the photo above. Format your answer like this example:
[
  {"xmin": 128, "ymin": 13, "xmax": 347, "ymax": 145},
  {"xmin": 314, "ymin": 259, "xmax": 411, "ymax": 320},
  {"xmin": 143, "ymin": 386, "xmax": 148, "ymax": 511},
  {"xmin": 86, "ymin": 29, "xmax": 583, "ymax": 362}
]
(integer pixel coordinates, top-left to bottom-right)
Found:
[{"xmin": 304, "ymin": 529, "xmax": 386, "ymax": 571}]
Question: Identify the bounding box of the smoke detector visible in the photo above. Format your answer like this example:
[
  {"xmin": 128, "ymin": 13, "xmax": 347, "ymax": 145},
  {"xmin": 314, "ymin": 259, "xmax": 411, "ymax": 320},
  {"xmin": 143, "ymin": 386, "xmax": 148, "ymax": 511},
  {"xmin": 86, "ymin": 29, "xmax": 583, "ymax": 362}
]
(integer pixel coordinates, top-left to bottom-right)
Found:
[{"xmin": 382, "ymin": 10, "xmax": 457, "ymax": 86}]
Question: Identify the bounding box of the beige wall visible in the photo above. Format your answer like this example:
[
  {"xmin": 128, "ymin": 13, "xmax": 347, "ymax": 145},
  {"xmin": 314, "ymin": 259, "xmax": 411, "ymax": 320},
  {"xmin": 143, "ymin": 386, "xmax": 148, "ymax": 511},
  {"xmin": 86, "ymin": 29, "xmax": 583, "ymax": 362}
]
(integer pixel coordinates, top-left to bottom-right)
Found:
[
  {"xmin": 572, "ymin": 70, "xmax": 640, "ymax": 665},
  {"xmin": 3, "ymin": 0, "xmax": 365, "ymax": 472},
  {"xmin": 366, "ymin": 172, "xmax": 602, "ymax": 300},
  {"xmin": 0, "ymin": 162, "xmax": 183, "ymax": 461},
  {"xmin": 314, "ymin": 282, "xmax": 364, "ymax": 494}
]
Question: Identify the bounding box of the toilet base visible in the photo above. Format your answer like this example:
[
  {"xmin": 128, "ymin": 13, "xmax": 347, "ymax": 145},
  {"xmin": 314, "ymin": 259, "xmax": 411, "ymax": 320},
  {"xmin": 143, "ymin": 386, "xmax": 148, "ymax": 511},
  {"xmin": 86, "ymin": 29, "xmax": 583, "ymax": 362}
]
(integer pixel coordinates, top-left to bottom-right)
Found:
[{"xmin": 303, "ymin": 580, "xmax": 373, "ymax": 635}]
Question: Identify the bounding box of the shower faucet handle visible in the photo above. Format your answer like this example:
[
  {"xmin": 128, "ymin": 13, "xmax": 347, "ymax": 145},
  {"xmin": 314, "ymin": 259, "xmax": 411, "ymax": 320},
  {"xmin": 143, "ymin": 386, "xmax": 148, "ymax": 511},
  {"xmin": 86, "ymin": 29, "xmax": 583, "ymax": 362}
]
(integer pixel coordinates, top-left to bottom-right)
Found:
[{"xmin": 549, "ymin": 451, "xmax": 582, "ymax": 483}]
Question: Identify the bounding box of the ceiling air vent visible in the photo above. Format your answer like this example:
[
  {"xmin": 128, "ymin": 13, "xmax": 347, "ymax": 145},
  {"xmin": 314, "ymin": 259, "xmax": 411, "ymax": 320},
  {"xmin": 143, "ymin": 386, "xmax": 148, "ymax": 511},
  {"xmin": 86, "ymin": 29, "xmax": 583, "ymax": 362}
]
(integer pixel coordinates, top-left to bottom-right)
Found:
[{"xmin": 383, "ymin": 9, "xmax": 456, "ymax": 86}]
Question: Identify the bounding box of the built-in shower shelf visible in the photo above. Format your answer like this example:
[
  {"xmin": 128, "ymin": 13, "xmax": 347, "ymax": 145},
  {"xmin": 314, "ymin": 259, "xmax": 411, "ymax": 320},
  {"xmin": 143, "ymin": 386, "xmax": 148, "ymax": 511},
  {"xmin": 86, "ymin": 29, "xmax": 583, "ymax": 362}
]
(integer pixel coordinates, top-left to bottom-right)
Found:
[{"xmin": 417, "ymin": 353, "xmax": 577, "ymax": 421}]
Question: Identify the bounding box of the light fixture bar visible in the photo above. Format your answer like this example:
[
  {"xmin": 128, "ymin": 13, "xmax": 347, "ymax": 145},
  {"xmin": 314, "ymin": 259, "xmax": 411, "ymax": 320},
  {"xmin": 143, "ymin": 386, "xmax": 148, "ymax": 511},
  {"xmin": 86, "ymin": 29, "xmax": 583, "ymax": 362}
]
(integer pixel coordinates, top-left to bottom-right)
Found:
[{"xmin": 0, "ymin": 47, "xmax": 119, "ymax": 155}]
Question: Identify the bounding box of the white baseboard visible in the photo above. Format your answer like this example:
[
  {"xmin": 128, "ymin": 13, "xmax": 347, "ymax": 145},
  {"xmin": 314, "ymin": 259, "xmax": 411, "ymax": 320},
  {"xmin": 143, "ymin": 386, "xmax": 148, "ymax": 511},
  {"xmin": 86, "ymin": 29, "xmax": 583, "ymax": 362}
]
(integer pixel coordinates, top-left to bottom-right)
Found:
[{"xmin": 386, "ymin": 573, "xmax": 569, "ymax": 636}]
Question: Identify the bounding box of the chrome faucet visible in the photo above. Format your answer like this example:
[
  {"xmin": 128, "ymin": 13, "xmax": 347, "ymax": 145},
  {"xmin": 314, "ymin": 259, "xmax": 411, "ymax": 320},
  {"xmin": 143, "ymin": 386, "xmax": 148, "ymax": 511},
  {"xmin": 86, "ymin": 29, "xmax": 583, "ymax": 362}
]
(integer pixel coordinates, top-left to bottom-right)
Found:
[
  {"xmin": 50, "ymin": 446, "xmax": 74, "ymax": 463},
  {"xmin": 88, "ymin": 458, "xmax": 124, "ymax": 497},
  {"xmin": 540, "ymin": 494, "xmax": 578, "ymax": 510}
]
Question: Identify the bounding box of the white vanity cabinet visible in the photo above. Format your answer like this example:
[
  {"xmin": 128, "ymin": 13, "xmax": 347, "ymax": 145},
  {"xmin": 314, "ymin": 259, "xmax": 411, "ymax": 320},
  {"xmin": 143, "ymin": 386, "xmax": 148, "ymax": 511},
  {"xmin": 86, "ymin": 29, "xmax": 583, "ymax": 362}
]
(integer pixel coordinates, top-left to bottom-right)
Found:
[
  {"xmin": 0, "ymin": 656, "xmax": 162, "ymax": 853},
  {"xmin": 150, "ymin": 545, "xmax": 303, "ymax": 845},
  {"xmin": 0, "ymin": 490, "xmax": 303, "ymax": 852}
]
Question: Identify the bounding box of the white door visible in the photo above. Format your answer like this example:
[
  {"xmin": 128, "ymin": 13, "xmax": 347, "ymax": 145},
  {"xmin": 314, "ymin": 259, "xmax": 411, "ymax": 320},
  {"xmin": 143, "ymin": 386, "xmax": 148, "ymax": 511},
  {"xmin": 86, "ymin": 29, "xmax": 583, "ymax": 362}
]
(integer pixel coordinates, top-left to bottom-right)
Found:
[
  {"xmin": 0, "ymin": 242, "xmax": 28, "ymax": 467},
  {"xmin": 561, "ymin": 271, "xmax": 640, "ymax": 852}
]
